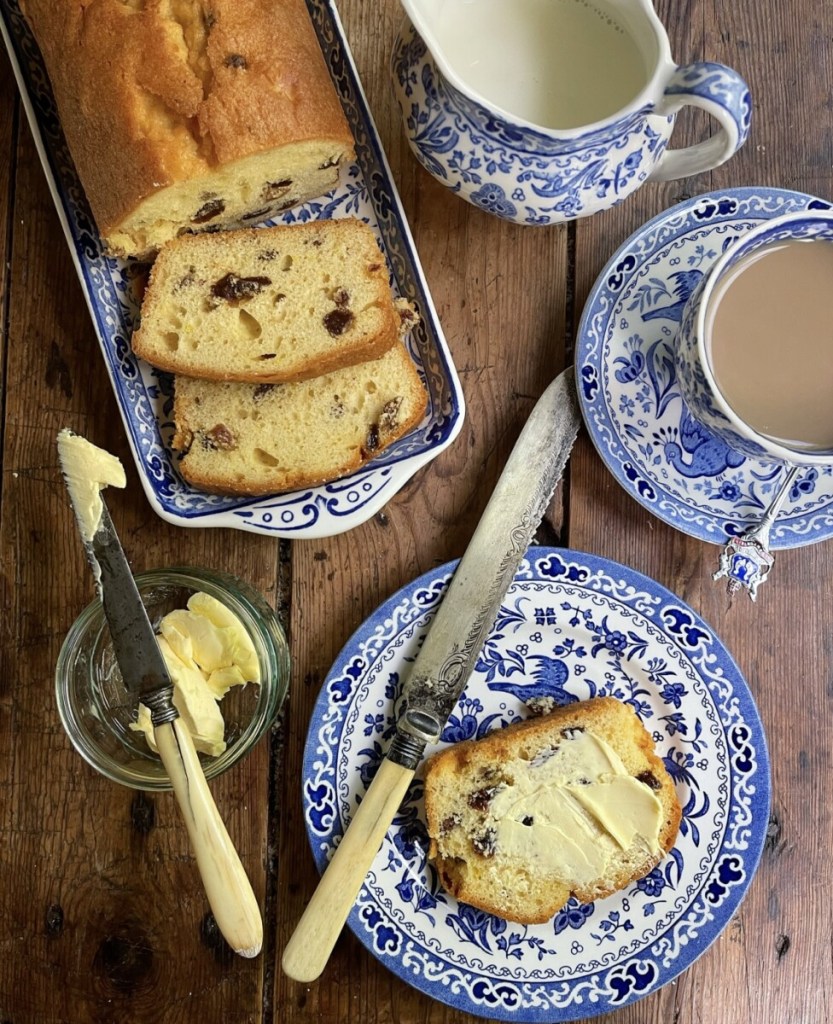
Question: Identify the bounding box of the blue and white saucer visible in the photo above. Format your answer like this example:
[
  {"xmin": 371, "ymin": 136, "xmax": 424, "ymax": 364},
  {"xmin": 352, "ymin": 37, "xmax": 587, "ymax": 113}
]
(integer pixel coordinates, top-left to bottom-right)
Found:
[
  {"xmin": 303, "ymin": 548, "xmax": 770, "ymax": 1021},
  {"xmin": 577, "ymin": 187, "xmax": 833, "ymax": 547}
]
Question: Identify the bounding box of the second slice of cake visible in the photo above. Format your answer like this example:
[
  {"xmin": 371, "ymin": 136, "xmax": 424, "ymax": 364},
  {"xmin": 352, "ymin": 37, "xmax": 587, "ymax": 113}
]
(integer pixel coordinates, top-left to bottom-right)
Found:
[
  {"xmin": 171, "ymin": 342, "xmax": 428, "ymax": 495},
  {"xmin": 132, "ymin": 219, "xmax": 406, "ymax": 383}
]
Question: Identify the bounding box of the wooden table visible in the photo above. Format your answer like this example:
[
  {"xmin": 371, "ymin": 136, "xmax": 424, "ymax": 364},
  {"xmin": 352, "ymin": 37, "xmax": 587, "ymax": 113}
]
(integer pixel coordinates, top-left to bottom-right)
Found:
[{"xmin": 1, "ymin": 1, "xmax": 831, "ymax": 1021}]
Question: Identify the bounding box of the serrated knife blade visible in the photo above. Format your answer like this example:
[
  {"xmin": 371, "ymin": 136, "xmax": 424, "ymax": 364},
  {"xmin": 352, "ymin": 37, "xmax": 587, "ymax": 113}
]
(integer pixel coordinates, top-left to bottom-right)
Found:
[
  {"xmin": 391, "ymin": 365, "xmax": 581, "ymax": 760},
  {"xmin": 282, "ymin": 365, "xmax": 581, "ymax": 983}
]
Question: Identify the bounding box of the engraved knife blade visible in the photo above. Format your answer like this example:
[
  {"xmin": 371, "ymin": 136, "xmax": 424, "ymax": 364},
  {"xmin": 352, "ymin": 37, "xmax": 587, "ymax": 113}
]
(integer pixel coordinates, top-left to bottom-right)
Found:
[
  {"xmin": 390, "ymin": 365, "xmax": 581, "ymax": 767},
  {"xmin": 281, "ymin": 365, "xmax": 582, "ymax": 982}
]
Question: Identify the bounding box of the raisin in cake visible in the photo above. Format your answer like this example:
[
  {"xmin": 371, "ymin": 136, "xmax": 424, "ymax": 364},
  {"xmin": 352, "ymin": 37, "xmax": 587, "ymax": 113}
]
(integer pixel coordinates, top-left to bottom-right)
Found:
[
  {"xmin": 132, "ymin": 220, "xmax": 406, "ymax": 382},
  {"xmin": 172, "ymin": 342, "xmax": 428, "ymax": 495},
  {"xmin": 21, "ymin": 0, "xmax": 355, "ymax": 258},
  {"xmin": 424, "ymin": 697, "xmax": 681, "ymax": 924}
]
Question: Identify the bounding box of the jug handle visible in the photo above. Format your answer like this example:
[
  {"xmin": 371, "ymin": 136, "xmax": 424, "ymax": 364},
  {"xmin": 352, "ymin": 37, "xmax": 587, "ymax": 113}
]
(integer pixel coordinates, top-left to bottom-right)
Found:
[{"xmin": 649, "ymin": 62, "xmax": 751, "ymax": 182}]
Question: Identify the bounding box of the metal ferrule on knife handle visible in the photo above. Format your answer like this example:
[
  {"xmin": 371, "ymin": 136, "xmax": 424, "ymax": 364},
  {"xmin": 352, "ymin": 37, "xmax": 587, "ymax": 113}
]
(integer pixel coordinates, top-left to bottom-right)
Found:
[
  {"xmin": 141, "ymin": 686, "xmax": 179, "ymax": 727},
  {"xmin": 389, "ymin": 367, "xmax": 580, "ymax": 770}
]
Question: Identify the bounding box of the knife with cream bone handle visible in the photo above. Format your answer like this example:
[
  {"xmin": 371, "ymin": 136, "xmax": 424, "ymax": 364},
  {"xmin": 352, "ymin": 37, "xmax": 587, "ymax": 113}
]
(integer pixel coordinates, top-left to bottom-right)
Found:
[
  {"xmin": 57, "ymin": 430, "xmax": 263, "ymax": 958},
  {"xmin": 281, "ymin": 366, "xmax": 581, "ymax": 982}
]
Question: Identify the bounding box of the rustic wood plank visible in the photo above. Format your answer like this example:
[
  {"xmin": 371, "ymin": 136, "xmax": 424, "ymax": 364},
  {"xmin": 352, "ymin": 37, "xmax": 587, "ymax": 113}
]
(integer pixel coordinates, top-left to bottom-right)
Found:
[
  {"xmin": 274, "ymin": 1, "xmax": 569, "ymax": 1020},
  {"xmin": 0, "ymin": 53, "xmax": 281, "ymax": 1024},
  {"xmin": 570, "ymin": 1, "xmax": 833, "ymax": 1022},
  {"xmin": 0, "ymin": 38, "xmax": 15, "ymax": 456}
]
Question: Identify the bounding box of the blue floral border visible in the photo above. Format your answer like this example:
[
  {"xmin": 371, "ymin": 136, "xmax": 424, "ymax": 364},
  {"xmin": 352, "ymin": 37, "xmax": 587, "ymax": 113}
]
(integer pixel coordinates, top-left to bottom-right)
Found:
[{"xmin": 576, "ymin": 186, "xmax": 833, "ymax": 548}]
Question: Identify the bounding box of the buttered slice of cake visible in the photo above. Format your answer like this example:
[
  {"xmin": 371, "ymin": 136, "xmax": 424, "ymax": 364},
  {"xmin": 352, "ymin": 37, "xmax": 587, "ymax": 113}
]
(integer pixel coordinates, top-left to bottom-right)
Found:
[{"xmin": 424, "ymin": 696, "xmax": 681, "ymax": 924}]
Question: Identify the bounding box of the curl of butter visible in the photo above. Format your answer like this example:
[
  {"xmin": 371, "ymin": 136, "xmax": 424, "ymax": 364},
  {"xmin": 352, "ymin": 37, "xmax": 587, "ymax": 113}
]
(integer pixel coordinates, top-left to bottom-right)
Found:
[
  {"xmin": 490, "ymin": 731, "xmax": 663, "ymax": 886},
  {"xmin": 130, "ymin": 592, "xmax": 260, "ymax": 757},
  {"xmin": 57, "ymin": 429, "xmax": 126, "ymax": 541}
]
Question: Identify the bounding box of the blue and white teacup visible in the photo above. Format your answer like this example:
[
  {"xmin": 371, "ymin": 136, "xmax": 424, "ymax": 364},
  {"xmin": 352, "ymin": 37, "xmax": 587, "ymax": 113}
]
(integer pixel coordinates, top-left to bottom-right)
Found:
[
  {"xmin": 675, "ymin": 210, "xmax": 833, "ymax": 467},
  {"xmin": 391, "ymin": 0, "xmax": 751, "ymax": 225}
]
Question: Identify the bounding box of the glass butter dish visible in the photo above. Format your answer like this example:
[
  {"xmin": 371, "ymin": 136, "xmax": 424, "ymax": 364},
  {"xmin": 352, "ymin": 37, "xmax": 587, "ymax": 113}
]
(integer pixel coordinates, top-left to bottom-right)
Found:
[{"xmin": 56, "ymin": 567, "xmax": 289, "ymax": 790}]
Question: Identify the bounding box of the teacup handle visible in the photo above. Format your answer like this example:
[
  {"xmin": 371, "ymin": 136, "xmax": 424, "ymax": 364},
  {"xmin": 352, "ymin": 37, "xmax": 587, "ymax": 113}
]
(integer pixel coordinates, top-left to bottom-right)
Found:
[{"xmin": 650, "ymin": 62, "xmax": 752, "ymax": 182}]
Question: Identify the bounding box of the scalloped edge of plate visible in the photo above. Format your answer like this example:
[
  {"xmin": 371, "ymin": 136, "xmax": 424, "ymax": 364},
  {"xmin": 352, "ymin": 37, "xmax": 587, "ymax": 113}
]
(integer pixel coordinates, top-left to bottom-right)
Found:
[{"xmin": 576, "ymin": 186, "xmax": 833, "ymax": 549}]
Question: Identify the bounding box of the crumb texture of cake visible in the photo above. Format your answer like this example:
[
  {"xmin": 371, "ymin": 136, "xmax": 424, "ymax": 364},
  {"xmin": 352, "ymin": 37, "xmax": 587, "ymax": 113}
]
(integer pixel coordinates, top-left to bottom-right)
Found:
[
  {"xmin": 424, "ymin": 696, "xmax": 682, "ymax": 925},
  {"xmin": 132, "ymin": 220, "xmax": 404, "ymax": 382},
  {"xmin": 172, "ymin": 342, "xmax": 428, "ymax": 495},
  {"xmin": 20, "ymin": 0, "xmax": 355, "ymax": 258}
]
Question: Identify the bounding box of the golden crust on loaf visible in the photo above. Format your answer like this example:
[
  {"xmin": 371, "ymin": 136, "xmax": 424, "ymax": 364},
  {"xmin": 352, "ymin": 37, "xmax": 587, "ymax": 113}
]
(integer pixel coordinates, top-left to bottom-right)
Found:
[{"xmin": 21, "ymin": 0, "xmax": 355, "ymax": 257}]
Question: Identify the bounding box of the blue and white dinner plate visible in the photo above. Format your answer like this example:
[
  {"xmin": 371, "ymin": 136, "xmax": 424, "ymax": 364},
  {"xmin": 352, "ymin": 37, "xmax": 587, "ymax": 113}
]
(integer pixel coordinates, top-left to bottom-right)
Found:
[
  {"xmin": 0, "ymin": 0, "xmax": 464, "ymax": 538},
  {"xmin": 303, "ymin": 548, "xmax": 770, "ymax": 1021},
  {"xmin": 577, "ymin": 187, "xmax": 833, "ymax": 547}
]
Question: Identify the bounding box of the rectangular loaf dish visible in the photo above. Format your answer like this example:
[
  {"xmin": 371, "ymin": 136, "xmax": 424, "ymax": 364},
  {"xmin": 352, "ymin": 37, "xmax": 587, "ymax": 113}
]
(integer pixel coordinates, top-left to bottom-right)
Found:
[{"xmin": 0, "ymin": 0, "xmax": 464, "ymax": 538}]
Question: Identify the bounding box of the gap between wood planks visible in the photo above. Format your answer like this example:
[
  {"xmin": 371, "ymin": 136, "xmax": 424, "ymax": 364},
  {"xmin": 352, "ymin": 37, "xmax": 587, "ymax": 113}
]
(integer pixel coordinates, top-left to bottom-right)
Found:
[
  {"xmin": 0, "ymin": 89, "xmax": 20, "ymax": 490},
  {"xmin": 262, "ymin": 537, "xmax": 292, "ymax": 1024}
]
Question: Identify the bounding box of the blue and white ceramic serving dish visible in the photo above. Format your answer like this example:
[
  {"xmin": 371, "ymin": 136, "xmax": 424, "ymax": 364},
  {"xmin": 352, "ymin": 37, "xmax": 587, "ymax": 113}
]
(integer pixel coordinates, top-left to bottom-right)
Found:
[
  {"xmin": 391, "ymin": 0, "xmax": 750, "ymax": 225},
  {"xmin": 0, "ymin": 0, "xmax": 464, "ymax": 538},
  {"xmin": 577, "ymin": 187, "xmax": 833, "ymax": 547},
  {"xmin": 303, "ymin": 548, "xmax": 770, "ymax": 1021}
]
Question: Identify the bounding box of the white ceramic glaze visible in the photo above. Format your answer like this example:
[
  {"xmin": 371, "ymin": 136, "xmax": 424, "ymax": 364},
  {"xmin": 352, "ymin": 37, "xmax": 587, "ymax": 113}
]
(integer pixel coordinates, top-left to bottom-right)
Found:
[
  {"xmin": 392, "ymin": 0, "xmax": 752, "ymax": 224},
  {"xmin": 302, "ymin": 548, "xmax": 770, "ymax": 1021},
  {"xmin": 576, "ymin": 187, "xmax": 833, "ymax": 548}
]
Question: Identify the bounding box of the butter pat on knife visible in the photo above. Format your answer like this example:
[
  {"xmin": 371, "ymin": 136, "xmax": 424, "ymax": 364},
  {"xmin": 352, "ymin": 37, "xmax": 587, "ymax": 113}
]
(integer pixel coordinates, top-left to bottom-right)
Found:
[{"xmin": 56, "ymin": 429, "xmax": 126, "ymax": 541}]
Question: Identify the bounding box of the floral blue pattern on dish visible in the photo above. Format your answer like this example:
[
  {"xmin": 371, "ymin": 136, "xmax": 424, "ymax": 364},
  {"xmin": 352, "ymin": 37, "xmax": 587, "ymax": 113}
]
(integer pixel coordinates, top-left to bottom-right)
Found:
[
  {"xmin": 391, "ymin": 17, "xmax": 751, "ymax": 227},
  {"xmin": 391, "ymin": 22, "xmax": 670, "ymax": 226},
  {"xmin": 0, "ymin": 0, "xmax": 464, "ymax": 538},
  {"xmin": 302, "ymin": 548, "xmax": 770, "ymax": 1021}
]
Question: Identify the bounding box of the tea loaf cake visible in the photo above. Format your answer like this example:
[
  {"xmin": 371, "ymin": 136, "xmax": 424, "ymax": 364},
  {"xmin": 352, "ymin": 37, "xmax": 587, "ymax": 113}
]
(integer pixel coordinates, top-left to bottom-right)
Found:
[
  {"xmin": 424, "ymin": 696, "xmax": 681, "ymax": 924},
  {"xmin": 171, "ymin": 342, "xmax": 428, "ymax": 494},
  {"xmin": 20, "ymin": 0, "xmax": 355, "ymax": 258},
  {"xmin": 132, "ymin": 220, "xmax": 404, "ymax": 382}
]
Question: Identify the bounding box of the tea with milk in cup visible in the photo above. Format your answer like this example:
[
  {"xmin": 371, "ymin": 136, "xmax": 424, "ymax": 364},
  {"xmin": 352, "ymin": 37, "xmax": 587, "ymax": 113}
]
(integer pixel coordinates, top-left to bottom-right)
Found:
[{"xmin": 706, "ymin": 239, "xmax": 833, "ymax": 451}]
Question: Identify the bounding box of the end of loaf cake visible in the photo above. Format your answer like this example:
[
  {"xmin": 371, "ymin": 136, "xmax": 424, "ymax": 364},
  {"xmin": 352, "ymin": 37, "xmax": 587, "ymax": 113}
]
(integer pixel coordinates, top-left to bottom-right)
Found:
[
  {"xmin": 21, "ymin": 0, "xmax": 356, "ymax": 260},
  {"xmin": 424, "ymin": 696, "xmax": 682, "ymax": 924},
  {"xmin": 106, "ymin": 142, "xmax": 354, "ymax": 259}
]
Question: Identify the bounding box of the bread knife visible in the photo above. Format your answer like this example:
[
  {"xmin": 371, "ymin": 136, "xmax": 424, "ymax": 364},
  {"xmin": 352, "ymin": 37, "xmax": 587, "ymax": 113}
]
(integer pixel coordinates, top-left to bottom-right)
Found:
[
  {"xmin": 282, "ymin": 365, "xmax": 581, "ymax": 982},
  {"xmin": 58, "ymin": 451, "xmax": 263, "ymax": 958}
]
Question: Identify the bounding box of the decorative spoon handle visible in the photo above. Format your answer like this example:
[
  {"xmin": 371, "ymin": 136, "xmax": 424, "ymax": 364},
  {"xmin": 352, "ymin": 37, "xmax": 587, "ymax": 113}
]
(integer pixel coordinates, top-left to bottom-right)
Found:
[{"xmin": 713, "ymin": 464, "xmax": 801, "ymax": 600}]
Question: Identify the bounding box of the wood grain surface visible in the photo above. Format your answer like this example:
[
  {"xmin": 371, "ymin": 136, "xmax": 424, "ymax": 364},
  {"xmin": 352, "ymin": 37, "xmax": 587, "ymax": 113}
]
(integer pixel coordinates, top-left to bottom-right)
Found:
[{"xmin": 0, "ymin": 1, "xmax": 831, "ymax": 1022}]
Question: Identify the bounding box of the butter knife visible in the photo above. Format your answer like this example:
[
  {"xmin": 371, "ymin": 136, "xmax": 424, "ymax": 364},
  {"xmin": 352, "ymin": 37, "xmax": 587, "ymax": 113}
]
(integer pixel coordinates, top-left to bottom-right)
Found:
[
  {"xmin": 282, "ymin": 366, "xmax": 581, "ymax": 982},
  {"xmin": 58, "ymin": 435, "xmax": 262, "ymax": 958}
]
